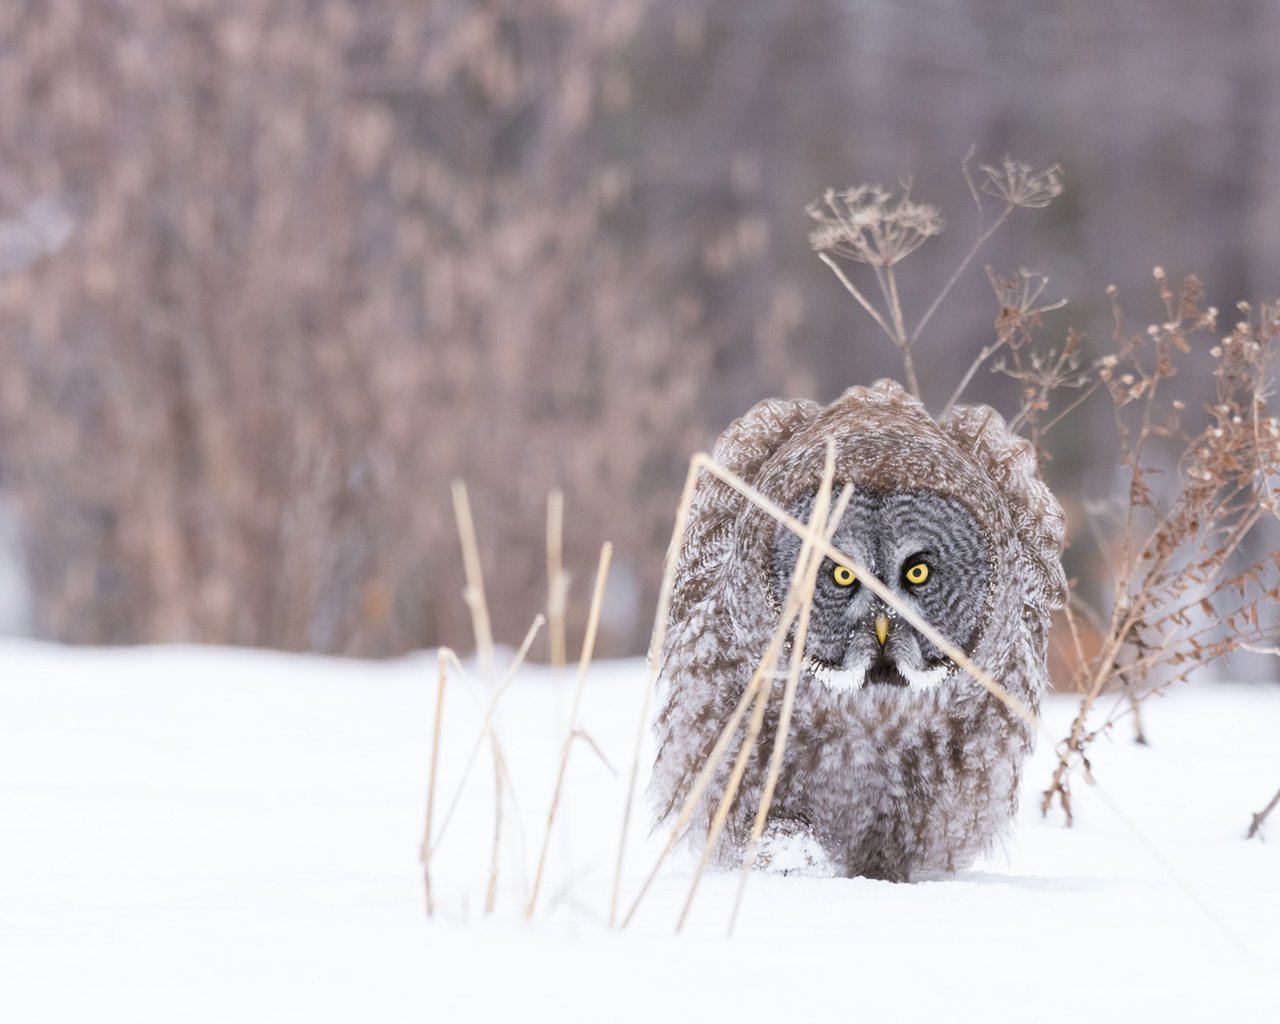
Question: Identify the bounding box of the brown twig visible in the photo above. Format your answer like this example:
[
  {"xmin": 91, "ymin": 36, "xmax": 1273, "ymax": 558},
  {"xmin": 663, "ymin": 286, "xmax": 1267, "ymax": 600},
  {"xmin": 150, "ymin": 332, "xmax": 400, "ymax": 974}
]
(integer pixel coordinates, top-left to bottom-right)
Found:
[
  {"xmin": 1042, "ymin": 276, "xmax": 1280, "ymax": 822},
  {"xmin": 1247, "ymin": 785, "xmax": 1280, "ymax": 840}
]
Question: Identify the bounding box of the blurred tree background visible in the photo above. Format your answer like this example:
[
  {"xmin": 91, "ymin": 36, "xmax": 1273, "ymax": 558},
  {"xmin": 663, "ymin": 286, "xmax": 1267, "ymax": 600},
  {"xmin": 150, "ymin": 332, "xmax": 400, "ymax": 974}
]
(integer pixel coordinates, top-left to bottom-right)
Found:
[{"xmin": 0, "ymin": 0, "xmax": 1277, "ymax": 659}]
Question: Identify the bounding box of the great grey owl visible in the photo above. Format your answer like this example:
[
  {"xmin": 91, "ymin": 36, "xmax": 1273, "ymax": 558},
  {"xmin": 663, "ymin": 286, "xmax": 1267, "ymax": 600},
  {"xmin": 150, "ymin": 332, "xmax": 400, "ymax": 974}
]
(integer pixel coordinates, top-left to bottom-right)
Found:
[{"xmin": 649, "ymin": 380, "xmax": 1066, "ymax": 881}]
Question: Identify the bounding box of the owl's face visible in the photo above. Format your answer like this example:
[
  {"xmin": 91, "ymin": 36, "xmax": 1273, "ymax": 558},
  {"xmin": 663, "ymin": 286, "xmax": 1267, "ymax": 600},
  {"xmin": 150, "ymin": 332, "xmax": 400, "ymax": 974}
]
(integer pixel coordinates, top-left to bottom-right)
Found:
[{"xmin": 771, "ymin": 488, "xmax": 992, "ymax": 693}]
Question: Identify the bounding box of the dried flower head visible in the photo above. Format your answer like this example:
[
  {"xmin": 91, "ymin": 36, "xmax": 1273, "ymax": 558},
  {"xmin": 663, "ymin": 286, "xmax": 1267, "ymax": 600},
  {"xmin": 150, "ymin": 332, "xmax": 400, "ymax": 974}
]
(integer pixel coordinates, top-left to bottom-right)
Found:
[
  {"xmin": 806, "ymin": 184, "xmax": 943, "ymax": 267},
  {"xmin": 980, "ymin": 158, "xmax": 1064, "ymax": 209}
]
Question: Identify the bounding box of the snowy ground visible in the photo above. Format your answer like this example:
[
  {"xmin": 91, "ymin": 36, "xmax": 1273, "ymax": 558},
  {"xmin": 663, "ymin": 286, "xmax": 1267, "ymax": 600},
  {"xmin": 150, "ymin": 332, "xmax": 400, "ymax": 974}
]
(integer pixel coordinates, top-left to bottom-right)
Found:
[{"xmin": 2, "ymin": 640, "xmax": 1278, "ymax": 1022}]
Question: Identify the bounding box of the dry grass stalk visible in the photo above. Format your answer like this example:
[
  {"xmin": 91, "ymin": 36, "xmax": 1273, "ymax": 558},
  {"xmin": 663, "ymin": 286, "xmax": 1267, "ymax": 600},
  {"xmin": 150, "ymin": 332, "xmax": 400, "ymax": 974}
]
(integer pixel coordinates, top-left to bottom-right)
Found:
[
  {"xmin": 610, "ymin": 455, "xmax": 705, "ymax": 925},
  {"xmin": 451, "ymin": 480, "xmax": 495, "ymax": 674},
  {"xmin": 942, "ymin": 267, "xmax": 1073, "ymax": 418},
  {"xmin": 527, "ymin": 541, "xmax": 614, "ymax": 918},
  {"xmin": 421, "ymin": 646, "xmax": 450, "ymax": 918},
  {"xmin": 727, "ymin": 495, "xmax": 854, "ymax": 933},
  {"xmin": 427, "ymin": 617, "xmax": 544, "ymax": 861},
  {"xmin": 809, "ymin": 154, "xmax": 1062, "ymax": 399},
  {"xmin": 486, "ymin": 741, "xmax": 504, "ymax": 915},
  {"xmin": 547, "ymin": 489, "xmax": 568, "ymax": 671},
  {"xmin": 675, "ymin": 443, "xmax": 844, "ymax": 932}
]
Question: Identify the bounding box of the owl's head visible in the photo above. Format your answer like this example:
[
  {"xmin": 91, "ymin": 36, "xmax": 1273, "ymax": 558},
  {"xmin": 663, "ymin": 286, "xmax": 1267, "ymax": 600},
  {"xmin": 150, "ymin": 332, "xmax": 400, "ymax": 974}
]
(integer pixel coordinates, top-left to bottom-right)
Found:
[
  {"xmin": 772, "ymin": 488, "xmax": 992, "ymax": 693},
  {"xmin": 723, "ymin": 380, "xmax": 1066, "ymax": 698}
]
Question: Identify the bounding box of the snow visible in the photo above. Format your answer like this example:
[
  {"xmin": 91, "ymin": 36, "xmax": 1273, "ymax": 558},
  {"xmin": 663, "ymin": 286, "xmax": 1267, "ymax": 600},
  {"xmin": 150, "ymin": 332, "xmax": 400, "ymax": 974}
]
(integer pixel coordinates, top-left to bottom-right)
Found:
[{"xmin": 2, "ymin": 639, "xmax": 1278, "ymax": 1022}]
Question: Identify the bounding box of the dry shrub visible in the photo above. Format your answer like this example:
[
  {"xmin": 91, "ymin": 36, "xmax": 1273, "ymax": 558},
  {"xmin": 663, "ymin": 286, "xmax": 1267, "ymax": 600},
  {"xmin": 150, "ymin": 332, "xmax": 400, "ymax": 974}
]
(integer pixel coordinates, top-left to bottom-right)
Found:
[
  {"xmin": 1041, "ymin": 274, "xmax": 1280, "ymax": 821},
  {"xmin": 0, "ymin": 0, "xmax": 765, "ymax": 656}
]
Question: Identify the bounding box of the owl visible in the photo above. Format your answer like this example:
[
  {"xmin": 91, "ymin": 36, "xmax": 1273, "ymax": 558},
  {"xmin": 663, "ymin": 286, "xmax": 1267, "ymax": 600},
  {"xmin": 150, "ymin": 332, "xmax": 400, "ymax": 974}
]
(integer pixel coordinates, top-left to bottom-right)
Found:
[{"xmin": 649, "ymin": 380, "xmax": 1067, "ymax": 881}]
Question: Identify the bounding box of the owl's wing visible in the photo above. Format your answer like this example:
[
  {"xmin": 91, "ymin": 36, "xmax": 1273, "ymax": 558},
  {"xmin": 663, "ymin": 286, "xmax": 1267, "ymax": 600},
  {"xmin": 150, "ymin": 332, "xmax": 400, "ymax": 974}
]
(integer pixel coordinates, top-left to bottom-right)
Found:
[
  {"xmin": 939, "ymin": 404, "xmax": 1068, "ymax": 610},
  {"xmin": 667, "ymin": 397, "xmax": 822, "ymax": 624}
]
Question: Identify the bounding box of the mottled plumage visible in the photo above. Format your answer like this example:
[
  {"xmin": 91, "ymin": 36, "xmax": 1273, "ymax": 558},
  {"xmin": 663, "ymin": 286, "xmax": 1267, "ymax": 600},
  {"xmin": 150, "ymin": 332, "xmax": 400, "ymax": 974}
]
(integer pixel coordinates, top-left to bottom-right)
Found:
[{"xmin": 649, "ymin": 380, "xmax": 1066, "ymax": 881}]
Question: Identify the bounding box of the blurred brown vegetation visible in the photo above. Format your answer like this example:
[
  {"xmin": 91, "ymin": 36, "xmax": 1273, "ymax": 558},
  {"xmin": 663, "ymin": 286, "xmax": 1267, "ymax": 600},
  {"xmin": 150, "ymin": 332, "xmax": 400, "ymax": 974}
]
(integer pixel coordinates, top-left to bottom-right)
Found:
[{"xmin": 1, "ymin": 1, "xmax": 1278, "ymax": 659}]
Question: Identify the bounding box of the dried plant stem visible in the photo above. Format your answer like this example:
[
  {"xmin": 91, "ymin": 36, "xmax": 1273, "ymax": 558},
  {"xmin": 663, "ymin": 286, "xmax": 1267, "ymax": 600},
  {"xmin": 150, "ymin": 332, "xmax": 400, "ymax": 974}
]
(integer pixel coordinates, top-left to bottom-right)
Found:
[
  {"xmin": 421, "ymin": 647, "xmax": 450, "ymax": 919},
  {"xmin": 676, "ymin": 444, "xmax": 842, "ymax": 932},
  {"xmin": 619, "ymin": 583, "xmax": 811, "ymax": 928},
  {"xmin": 883, "ymin": 266, "xmax": 919, "ymax": 398},
  {"xmin": 913, "ymin": 204, "xmax": 1013, "ymax": 348},
  {"xmin": 943, "ymin": 337, "xmax": 1004, "ymax": 415},
  {"xmin": 451, "ymin": 480, "xmax": 495, "ymax": 673},
  {"xmin": 675, "ymin": 679, "xmax": 772, "ymax": 931},
  {"xmin": 728, "ymin": 499, "xmax": 846, "ymax": 935},
  {"xmin": 527, "ymin": 541, "xmax": 613, "ymax": 918},
  {"xmin": 817, "ymin": 252, "xmax": 899, "ymax": 349},
  {"xmin": 619, "ymin": 628, "xmax": 787, "ymax": 929},
  {"xmin": 1044, "ymin": 497, "xmax": 1271, "ymax": 821},
  {"xmin": 610, "ymin": 455, "xmax": 703, "ymax": 926},
  {"xmin": 428, "ymin": 617, "xmax": 544, "ymax": 859},
  {"xmin": 485, "ymin": 741, "xmax": 504, "ymax": 914},
  {"xmin": 547, "ymin": 489, "xmax": 567, "ymax": 671},
  {"xmin": 1129, "ymin": 694, "xmax": 1148, "ymax": 746},
  {"xmin": 1042, "ymin": 605, "xmax": 1138, "ymax": 823},
  {"xmin": 1247, "ymin": 785, "xmax": 1280, "ymax": 840}
]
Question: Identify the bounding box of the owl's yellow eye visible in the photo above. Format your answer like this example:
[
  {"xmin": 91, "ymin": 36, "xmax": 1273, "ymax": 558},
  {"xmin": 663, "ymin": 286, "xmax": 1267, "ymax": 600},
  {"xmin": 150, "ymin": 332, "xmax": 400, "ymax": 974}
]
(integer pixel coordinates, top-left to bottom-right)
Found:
[
  {"xmin": 905, "ymin": 562, "xmax": 930, "ymax": 585},
  {"xmin": 832, "ymin": 565, "xmax": 856, "ymax": 588}
]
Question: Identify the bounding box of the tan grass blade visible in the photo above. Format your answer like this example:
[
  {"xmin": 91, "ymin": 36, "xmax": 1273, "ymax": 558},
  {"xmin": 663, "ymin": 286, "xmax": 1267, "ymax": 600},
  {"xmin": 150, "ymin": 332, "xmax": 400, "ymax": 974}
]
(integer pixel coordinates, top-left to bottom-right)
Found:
[
  {"xmin": 421, "ymin": 647, "xmax": 450, "ymax": 918},
  {"xmin": 547, "ymin": 489, "xmax": 568, "ymax": 671},
  {"xmin": 729, "ymin": 480, "xmax": 851, "ymax": 933},
  {"xmin": 428, "ymin": 616, "xmax": 544, "ymax": 860},
  {"xmin": 610, "ymin": 455, "xmax": 702, "ymax": 926},
  {"xmin": 676, "ymin": 441, "xmax": 842, "ymax": 931},
  {"xmin": 451, "ymin": 480, "xmax": 495, "ymax": 673},
  {"xmin": 485, "ymin": 740, "xmax": 504, "ymax": 914},
  {"xmin": 527, "ymin": 541, "xmax": 613, "ymax": 918}
]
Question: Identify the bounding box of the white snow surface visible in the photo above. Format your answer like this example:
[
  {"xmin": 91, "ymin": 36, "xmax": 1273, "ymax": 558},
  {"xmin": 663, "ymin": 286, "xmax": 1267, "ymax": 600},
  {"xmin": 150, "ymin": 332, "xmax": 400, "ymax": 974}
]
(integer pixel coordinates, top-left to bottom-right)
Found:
[{"xmin": 2, "ymin": 639, "xmax": 1278, "ymax": 1022}]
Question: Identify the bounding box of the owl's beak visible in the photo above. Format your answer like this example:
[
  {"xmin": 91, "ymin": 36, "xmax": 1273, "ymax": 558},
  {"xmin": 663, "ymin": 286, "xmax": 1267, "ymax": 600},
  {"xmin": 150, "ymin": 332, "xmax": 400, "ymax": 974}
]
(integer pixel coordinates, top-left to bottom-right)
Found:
[{"xmin": 874, "ymin": 613, "xmax": 890, "ymax": 647}]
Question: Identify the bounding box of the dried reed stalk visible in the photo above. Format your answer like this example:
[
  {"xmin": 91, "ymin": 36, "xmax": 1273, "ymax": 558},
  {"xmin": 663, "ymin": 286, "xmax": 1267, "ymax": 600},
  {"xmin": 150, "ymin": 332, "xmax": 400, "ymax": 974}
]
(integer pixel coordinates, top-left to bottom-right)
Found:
[
  {"xmin": 427, "ymin": 617, "xmax": 544, "ymax": 860},
  {"xmin": 610, "ymin": 455, "xmax": 704, "ymax": 926},
  {"xmin": 421, "ymin": 647, "xmax": 450, "ymax": 918},
  {"xmin": 486, "ymin": 741, "xmax": 503, "ymax": 914},
  {"xmin": 676, "ymin": 442, "xmax": 843, "ymax": 932},
  {"xmin": 527, "ymin": 541, "xmax": 613, "ymax": 918},
  {"xmin": 727, "ymin": 501, "xmax": 851, "ymax": 933},
  {"xmin": 547, "ymin": 489, "xmax": 568, "ymax": 671},
  {"xmin": 451, "ymin": 480, "xmax": 495, "ymax": 673}
]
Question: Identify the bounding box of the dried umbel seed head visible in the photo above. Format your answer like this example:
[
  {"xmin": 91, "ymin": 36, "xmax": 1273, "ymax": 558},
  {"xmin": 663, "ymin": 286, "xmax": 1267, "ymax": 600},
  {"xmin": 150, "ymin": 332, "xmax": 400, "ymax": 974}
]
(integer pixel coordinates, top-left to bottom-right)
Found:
[
  {"xmin": 980, "ymin": 159, "xmax": 1064, "ymax": 209},
  {"xmin": 806, "ymin": 184, "xmax": 944, "ymax": 267}
]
